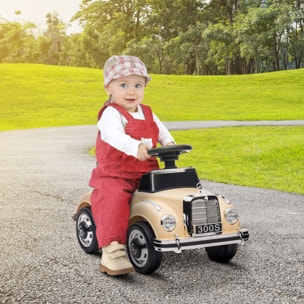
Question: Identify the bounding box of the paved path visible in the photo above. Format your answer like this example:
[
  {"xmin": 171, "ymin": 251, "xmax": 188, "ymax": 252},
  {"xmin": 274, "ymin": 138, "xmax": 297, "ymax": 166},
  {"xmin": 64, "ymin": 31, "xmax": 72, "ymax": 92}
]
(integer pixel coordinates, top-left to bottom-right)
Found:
[
  {"xmin": 0, "ymin": 123, "xmax": 303, "ymax": 304},
  {"xmin": 164, "ymin": 120, "xmax": 304, "ymax": 130}
]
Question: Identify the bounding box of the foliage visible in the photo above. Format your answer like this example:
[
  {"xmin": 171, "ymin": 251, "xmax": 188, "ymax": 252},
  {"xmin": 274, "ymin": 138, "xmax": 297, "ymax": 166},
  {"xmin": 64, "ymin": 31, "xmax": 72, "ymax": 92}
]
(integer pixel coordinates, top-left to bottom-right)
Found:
[{"xmin": 1, "ymin": 0, "xmax": 304, "ymax": 74}]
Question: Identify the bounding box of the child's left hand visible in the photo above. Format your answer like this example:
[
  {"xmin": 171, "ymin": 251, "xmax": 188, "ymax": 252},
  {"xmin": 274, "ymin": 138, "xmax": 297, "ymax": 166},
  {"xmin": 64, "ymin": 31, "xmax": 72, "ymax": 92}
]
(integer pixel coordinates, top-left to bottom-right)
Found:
[
  {"xmin": 137, "ymin": 143, "xmax": 151, "ymax": 161},
  {"xmin": 166, "ymin": 142, "xmax": 175, "ymax": 146}
]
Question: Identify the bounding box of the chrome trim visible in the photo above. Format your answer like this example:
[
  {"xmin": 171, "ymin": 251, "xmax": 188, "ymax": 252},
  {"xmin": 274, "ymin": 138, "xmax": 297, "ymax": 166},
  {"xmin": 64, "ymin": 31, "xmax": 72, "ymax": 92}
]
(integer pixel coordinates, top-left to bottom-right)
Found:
[
  {"xmin": 175, "ymin": 234, "xmax": 181, "ymax": 253},
  {"xmin": 142, "ymin": 199, "xmax": 162, "ymax": 211},
  {"xmin": 153, "ymin": 233, "xmax": 243, "ymax": 253},
  {"xmin": 149, "ymin": 167, "xmax": 191, "ymax": 174},
  {"xmin": 197, "ymin": 181, "xmax": 204, "ymax": 194},
  {"xmin": 216, "ymin": 193, "xmax": 230, "ymax": 204},
  {"xmin": 150, "ymin": 175, "xmax": 155, "ymax": 192},
  {"xmin": 239, "ymin": 228, "xmax": 249, "ymax": 245},
  {"xmin": 184, "ymin": 195, "xmax": 195, "ymax": 202}
]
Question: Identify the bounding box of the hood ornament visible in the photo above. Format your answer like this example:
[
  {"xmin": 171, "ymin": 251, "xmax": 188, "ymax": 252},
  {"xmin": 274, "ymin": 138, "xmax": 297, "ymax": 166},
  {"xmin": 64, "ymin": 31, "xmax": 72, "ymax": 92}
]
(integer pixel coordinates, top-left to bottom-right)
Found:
[{"xmin": 197, "ymin": 181, "xmax": 204, "ymax": 194}]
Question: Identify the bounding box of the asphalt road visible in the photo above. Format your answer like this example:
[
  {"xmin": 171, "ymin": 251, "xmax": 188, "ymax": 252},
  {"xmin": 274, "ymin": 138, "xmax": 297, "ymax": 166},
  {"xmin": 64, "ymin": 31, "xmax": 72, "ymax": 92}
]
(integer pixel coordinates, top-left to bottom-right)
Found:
[
  {"xmin": 164, "ymin": 120, "xmax": 304, "ymax": 130},
  {"xmin": 0, "ymin": 123, "xmax": 303, "ymax": 304}
]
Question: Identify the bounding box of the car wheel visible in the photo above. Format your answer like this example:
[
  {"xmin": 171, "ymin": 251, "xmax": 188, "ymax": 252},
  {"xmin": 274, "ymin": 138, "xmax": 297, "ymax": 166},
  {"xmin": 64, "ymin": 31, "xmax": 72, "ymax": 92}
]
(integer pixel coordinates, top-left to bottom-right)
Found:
[
  {"xmin": 76, "ymin": 206, "xmax": 99, "ymax": 253},
  {"xmin": 127, "ymin": 221, "xmax": 162, "ymax": 274},
  {"xmin": 205, "ymin": 244, "xmax": 238, "ymax": 263}
]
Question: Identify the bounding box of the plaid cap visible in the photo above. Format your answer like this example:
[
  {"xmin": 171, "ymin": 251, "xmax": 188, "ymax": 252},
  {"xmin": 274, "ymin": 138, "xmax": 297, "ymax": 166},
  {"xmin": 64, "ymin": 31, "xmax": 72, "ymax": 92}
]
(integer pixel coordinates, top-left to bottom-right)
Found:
[{"xmin": 103, "ymin": 55, "xmax": 151, "ymax": 88}]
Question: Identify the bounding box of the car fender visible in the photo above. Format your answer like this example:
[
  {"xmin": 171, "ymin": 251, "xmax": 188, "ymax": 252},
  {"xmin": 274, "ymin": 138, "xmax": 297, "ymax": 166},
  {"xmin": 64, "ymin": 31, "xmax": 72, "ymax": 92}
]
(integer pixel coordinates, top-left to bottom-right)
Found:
[
  {"xmin": 129, "ymin": 199, "xmax": 185, "ymax": 240},
  {"xmin": 217, "ymin": 196, "xmax": 241, "ymax": 233},
  {"xmin": 73, "ymin": 192, "xmax": 92, "ymax": 220}
]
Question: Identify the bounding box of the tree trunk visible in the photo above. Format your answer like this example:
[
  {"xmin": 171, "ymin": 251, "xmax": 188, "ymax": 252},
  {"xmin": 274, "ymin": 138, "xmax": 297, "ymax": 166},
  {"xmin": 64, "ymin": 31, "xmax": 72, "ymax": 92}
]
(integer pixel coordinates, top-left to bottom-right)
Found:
[
  {"xmin": 226, "ymin": 57, "xmax": 231, "ymax": 75},
  {"xmin": 295, "ymin": 57, "xmax": 302, "ymax": 69},
  {"xmin": 283, "ymin": 51, "xmax": 288, "ymax": 70},
  {"xmin": 274, "ymin": 33, "xmax": 280, "ymax": 71},
  {"xmin": 265, "ymin": 59, "xmax": 269, "ymax": 72}
]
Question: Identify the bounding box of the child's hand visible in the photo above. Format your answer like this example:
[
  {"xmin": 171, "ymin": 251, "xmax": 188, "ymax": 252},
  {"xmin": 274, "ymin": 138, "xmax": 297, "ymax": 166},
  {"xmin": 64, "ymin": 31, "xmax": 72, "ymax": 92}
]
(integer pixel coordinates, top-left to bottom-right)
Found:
[
  {"xmin": 166, "ymin": 141, "xmax": 175, "ymax": 146},
  {"xmin": 137, "ymin": 143, "xmax": 151, "ymax": 161}
]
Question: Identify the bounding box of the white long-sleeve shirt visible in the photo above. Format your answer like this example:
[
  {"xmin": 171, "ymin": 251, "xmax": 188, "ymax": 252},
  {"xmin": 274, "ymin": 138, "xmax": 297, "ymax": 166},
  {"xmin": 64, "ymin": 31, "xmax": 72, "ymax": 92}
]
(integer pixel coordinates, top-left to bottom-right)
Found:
[{"xmin": 98, "ymin": 105, "xmax": 175, "ymax": 158}]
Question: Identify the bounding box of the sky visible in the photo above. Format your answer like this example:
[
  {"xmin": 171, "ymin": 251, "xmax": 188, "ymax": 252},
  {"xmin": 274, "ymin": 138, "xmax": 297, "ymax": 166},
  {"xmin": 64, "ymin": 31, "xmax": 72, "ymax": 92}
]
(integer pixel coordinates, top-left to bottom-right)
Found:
[{"xmin": 0, "ymin": 0, "xmax": 84, "ymax": 34}]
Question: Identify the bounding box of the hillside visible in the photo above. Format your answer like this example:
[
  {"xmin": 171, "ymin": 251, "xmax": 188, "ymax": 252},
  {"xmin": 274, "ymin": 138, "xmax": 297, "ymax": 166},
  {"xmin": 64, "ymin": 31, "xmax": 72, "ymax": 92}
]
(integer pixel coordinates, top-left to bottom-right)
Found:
[{"xmin": 0, "ymin": 63, "xmax": 304, "ymax": 131}]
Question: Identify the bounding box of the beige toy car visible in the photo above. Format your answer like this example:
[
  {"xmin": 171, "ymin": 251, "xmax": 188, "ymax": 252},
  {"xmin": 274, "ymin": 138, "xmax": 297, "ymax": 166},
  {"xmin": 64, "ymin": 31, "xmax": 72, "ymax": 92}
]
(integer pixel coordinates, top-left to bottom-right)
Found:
[{"xmin": 73, "ymin": 145, "xmax": 249, "ymax": 274}]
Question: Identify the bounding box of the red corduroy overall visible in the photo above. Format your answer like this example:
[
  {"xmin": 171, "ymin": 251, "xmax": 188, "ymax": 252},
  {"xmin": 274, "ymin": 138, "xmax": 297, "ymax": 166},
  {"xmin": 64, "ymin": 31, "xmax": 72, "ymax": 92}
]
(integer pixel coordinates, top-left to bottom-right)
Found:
[{"xmin": 89, "ymin": 103, "xmax": 160, "ymax": 248}]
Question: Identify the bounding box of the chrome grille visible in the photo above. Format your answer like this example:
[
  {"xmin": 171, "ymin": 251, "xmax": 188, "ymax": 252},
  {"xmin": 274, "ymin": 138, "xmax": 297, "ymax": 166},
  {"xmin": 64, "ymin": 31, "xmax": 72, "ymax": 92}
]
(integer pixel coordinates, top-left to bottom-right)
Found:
[{"xmin": 191, "ymin": 196, "xmax": 221, "ymax": 225}]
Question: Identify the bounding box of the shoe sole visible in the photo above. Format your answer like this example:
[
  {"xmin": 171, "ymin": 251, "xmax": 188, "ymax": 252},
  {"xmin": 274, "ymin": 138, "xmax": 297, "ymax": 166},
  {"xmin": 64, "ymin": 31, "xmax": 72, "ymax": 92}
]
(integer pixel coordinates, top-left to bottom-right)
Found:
[{"xmin": 99, "ymin": 264, "xmax": 135, "ymax": 276}]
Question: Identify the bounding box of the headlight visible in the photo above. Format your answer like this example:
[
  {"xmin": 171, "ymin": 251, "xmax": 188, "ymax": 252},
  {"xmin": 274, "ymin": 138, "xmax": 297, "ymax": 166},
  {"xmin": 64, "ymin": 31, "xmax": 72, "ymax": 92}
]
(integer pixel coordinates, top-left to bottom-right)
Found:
[
  {"xmin": 225, "ymin": 208, "xmax": 238, "ymax": 225},
  {"xmin": 161, "ymin": 215, "xmax": 176, "ymax": 232}
]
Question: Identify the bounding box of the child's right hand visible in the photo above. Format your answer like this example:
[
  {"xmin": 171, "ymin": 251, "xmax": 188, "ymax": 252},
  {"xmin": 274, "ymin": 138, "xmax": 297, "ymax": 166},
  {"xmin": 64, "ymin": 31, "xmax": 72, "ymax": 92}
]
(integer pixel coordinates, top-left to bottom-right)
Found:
[{"xmin": 137, "ymin": 143, "xmax": 151, "ymax": 161}]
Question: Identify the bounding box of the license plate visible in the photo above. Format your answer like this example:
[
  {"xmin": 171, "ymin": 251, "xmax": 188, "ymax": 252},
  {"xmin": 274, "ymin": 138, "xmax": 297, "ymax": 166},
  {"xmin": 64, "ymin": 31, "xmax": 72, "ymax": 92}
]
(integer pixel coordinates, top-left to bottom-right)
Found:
[{"xmin": 194, "ymin": 223, "xmax": 222, "ymax": 235}]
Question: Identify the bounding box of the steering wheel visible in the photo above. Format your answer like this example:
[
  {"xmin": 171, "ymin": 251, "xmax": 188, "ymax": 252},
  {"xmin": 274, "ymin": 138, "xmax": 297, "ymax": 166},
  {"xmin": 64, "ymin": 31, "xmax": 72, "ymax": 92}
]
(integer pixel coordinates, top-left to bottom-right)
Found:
[{"xmin": 148, "ymin": 145, "xmax": 192, "ymax": 169}]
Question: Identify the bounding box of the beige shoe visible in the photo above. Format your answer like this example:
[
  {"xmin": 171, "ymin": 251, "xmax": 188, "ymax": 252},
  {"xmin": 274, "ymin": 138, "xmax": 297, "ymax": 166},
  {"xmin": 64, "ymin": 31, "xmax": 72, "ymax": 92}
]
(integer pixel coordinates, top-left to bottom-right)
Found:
[{"xmin": 99, "ymin": 241, "xmax": 135, "ymax": 276}]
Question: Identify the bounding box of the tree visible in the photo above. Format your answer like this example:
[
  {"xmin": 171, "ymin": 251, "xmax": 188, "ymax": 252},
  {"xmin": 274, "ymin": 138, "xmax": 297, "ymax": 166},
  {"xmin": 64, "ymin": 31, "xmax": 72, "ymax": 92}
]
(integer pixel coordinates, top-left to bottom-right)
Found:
[
  {"xmin": 146, "ymin": 0, "xmax": 206, "ymax": 39},
  {"xmin": 203, "ymin": 23, "xmax": 236, "ymax": 74},
  {"xmin": 234, "ymin": 7, "xmax": 275, "ymax": 73},
  {"xmin": 1, "ymin": 0, "xmax": 302, "ymax": 74},
  {"xmin": 164, "ymin": 23, "xmax": 209, "ymax": 75},
  {"xmin": 125, "ymin": 35, "xmax": 167, "ymax": 73},
  {"xmin": 43, "ymin": 12, "xmax": 67, "ymax": 65},
  {"xmin": 0, "ymin": 19, "xmax": 39, "ymax": 63},
  {"xmin": 288, "ymin": 6, "xmax": 304, "ymax": 68},
  {"xmin": 72, "ymin": 0, "xmax": 151, "ymax": 66},
  {"xmin": 235, "ymin": 3, "xmax": 297, "ymax": 72}
]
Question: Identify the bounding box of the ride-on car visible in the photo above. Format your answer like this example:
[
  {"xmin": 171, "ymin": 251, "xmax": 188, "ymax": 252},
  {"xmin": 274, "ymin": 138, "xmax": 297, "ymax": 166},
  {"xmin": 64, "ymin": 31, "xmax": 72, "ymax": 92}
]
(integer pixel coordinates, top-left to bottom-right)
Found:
[{"xmin": 73, "ymin": 145, "xmax": 249, "ymax": 274}]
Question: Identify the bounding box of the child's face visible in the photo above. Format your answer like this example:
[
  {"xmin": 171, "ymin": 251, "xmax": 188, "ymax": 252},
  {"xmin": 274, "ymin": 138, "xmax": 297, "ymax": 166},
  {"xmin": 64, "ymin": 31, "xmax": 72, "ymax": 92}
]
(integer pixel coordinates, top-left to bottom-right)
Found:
[{"xmin": 106, "ymin": 75, "xmax": 146, "ymax": 112}]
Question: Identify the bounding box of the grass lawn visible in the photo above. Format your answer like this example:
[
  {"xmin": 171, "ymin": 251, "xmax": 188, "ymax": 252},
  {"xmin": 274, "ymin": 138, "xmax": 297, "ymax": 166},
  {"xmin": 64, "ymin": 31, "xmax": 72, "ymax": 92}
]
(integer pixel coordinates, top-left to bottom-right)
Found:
[
  {"xmin": 1, "ymin": 63, "xmax": 303, "ymax": 194},
  {"xmin": 0, "ymin": 64, "xmax": 105, "ymax": 131},
  {"xmin": 171, "ymin": 126, "xmax": 304, "ymax": 195},
  {"xmin": 1, "ymin": 63, "xmax": 304, "ymax": 131}
]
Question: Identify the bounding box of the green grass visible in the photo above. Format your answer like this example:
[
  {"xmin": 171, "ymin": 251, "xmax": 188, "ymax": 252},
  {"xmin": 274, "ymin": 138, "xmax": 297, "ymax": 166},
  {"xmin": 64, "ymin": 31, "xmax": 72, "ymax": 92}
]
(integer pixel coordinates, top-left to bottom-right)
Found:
[
  {"xmin": 149, "ymin": 71, "xmax": 304, "ymax": 121},
  {"xmin": 0, "ymin": 64, "xmax": 105, "ymax": 131},
  {"xmin": 1, "ymin": 63, "xmax": 303, "ymax": 194},
  {"xmin": 1, "ymin": 63, "xmax": 304, "ymax": 131},
  {"xmin": 171, "ymin": 126, "xmax": 304, "ymax": 194}
]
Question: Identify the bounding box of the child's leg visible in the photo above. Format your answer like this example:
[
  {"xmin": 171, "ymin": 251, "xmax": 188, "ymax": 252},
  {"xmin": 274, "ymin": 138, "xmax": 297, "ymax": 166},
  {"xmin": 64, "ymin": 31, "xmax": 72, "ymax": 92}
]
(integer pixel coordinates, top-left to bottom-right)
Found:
[
  {"xmin": 91, "ymin": 177, "xmax": 138, "ymax": 275},
  {"xmin": 91, "ymin": 177, "xmax": 138, "ymax": 249}
]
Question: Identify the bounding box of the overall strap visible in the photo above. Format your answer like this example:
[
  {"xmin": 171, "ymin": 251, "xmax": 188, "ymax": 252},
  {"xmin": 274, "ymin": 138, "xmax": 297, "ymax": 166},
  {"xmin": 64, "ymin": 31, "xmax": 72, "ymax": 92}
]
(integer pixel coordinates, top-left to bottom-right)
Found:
[
  {"xmin": 97, "ymin": 103, "xmax": 134, "ymax": 121},
  {"xmin": 139, "ymin": 104, "xmax": 154, "ymax": 121}
]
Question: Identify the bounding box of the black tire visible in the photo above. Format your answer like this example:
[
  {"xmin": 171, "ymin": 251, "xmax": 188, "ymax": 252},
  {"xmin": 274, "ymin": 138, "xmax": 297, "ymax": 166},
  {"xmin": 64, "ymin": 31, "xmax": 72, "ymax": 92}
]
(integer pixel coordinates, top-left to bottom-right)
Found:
[
  {"xmin": 205, "ymin": 244, "xmax": 238, "ymax": 263},
  {"xmin": 76, "ymin": 206, "xmax": 99, "ymax": 253},
  {"xmin": 127, "ymin": 222, "xmax": 162, "ymax": 274}
]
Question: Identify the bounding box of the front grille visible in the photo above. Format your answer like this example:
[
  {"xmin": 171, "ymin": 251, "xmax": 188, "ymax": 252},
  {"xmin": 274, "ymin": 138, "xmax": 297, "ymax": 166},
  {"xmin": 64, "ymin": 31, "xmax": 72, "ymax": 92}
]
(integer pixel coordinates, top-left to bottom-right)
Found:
[
  {"xmin": 184, "ymin": 195, "xmax": 221, "ymax": 236},
  {"xmin": 192, "ymin": 197, "xmax": 221, "ymax": 225}
]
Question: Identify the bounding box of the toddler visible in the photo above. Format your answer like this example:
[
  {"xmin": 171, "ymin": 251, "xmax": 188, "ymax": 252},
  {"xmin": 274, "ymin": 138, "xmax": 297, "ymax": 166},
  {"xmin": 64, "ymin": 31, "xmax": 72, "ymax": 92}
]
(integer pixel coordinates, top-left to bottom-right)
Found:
[{"xmin": 89, "ymin": 55, "xmax": 175, "ymax": 276}]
